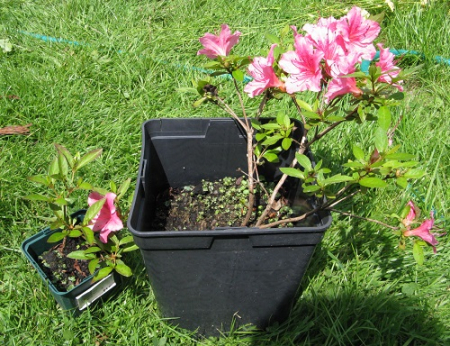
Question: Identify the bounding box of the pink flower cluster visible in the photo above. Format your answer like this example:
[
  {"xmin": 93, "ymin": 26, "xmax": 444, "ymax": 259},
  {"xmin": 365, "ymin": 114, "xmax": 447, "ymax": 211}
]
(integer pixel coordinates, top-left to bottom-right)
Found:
[
  {"xmin": 197, "ymin": 8, "xmax": 403, "ymax": 102},
  {"xmin": 402, "ymin": 201, "xmax": 440, "ymax": 253}
]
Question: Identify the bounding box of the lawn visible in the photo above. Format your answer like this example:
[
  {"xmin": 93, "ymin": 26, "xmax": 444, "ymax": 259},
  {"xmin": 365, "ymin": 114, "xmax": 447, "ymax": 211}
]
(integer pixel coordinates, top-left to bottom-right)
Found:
[{"xmin": 1, "ymin": 0, "xmax": 449, "ymax": 345}]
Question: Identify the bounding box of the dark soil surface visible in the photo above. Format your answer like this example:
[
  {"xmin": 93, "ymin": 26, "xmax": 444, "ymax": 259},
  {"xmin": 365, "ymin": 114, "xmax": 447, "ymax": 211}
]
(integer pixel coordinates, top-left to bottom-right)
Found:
[
  {"xmin": 39, "ymin": 237, "xmax": 91, "ymax": 292},
  {"xmin": 152, "ymin": 176, "xmax": 317, "ymax": 231}
]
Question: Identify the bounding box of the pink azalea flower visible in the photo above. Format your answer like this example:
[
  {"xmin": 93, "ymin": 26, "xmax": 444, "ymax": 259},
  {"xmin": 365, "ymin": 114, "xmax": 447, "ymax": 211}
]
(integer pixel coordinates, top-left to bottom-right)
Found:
[
  {"xmin": 402, "ymin": 200, "xmax": 418, "ymax": 228},
  {"xmin": 324, "ymin": 76, "xmax": 361, "ymax": 103},
  {"xmin": 403, "ymin": 212, "xmax": 438, "ymax": 253},
  {"xmin": 244, "ymin": 44, "xmax": 284, "ymax": 98},
  {"xmin": 376, "ymin": 44, "xmax": 403, "ymax": 91},
  {"xmin": 302, "ymin": 25, "xmax": 346, "ymax": 76},
  {"xmin": 88, "ymin": 192, "xmax": 123, "ymax": 243},
  {"xmin": 336, "ymin": 6, "xmax": 380, "ymax": 60},
  {"xmin": 279, "ymin": 35, "xmax": 324, "ymax": 93},
  {"xmin": 197, "ymin": 24, "xmax": 241, "ymax": 59}
]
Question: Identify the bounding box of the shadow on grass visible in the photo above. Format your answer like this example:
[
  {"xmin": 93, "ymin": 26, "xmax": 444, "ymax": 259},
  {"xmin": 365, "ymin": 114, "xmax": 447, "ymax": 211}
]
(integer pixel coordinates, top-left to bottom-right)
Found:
[{"xmin": 251, "ymin": 289, "xmax": 447, "ymax": 345}]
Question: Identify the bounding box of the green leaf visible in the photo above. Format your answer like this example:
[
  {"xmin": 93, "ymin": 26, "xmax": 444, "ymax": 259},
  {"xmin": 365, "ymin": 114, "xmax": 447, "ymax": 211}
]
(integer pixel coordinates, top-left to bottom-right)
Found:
[
  {"xmin": 91, "ymin": 186, "xmax": 109, "ymax": 195},
  {"xmin": 396, "ymin": 177, "xmax": 408, "ymax": 189},
  {"xmin": 303, "ymin": 111, "xmax": 321, "ymax": 119},
  {"xmin": 385, "ymin": 153, "xmax": 416, "ymax": 161},
  {"xmin": 203, "ymin": 61, "xmax": 223, "ymax": 69},
  {"xmin": 295, "ymin": 154, "xmax": 312, "ymax": 171},
  {"xmin": 374, "ymin": 127, "xmax": 388, "ymax": 153},
  {"xmin": 352, "ymin": 145, "xmax": 365, "ymax": 162},
  {"xmin": 280, "ymin": 167, "xmax": 305, "ymax": 179},
  {"xmin": 27, "ymin": 175, "xmax": 51, "ymax": 187},
  {"xmin": 323, "ymin": 174, "xmax": 354, "ymax": 185},
  {"xmin": 57, "ymin": 152, "xmax": 69, "ymax": 177},
  {"xmin": 193, "ymin": 97, "xmax": 207, "ymax": 107},
  {"xmin": 84, "ymin": 246, "xmax": 102, "ymax": 254},
  {"xmin": 117, "ymin": 178, "xmax": 131, "ymax": 200},
  {"xmin": 119, "ymin": 235, "xmax": 135, "ymax": 245},
  {"xmin": 54, "ymin": 144, "xmax": 75, "ymax": 169},
  {"xmin": 303, "ymin": 185, "xmax": 321, "ymax": 193},
  {"xmin": 413, "ymin": 242, "xmax": 424, "ymax": 266},
  {"xmin": 67, "ymin": 250, "xmax": 96, "ymax": 260},
  {"xmin": 110, "ymin": 181, "xmax": 117, "ymax": 193},
  {"xmin": 343, "ymin": 161, "xmax": 365, "ymax": 169},
  {"xmin": 262, "ymin": 152, "xmax": 279, "ymax": 163},
  {"xmin": 83, "ymin": 198, "xmax": 106, "ymax": 225},
  {"xmin": 359, "ymin": 177, "xmax": 387, "ymax": 188},
  {"xmin": 260, "ymin": 123, "xmax": 281, "ymax": 130},
  {"xmin": 47, "ymin": 232, "xmax": 66, "ymax": 243},
  {"xmin": 231, "ymin": 70, "xmax": 244, "ymax": 82},
  {"xmin": 24, "ymin": 194, "xmax": 52, "ymax": 202},
  {"xmin": 53, "ymin": 196, "xmax": 68, "ymax": 206},
  {"xmin": 281, "ymin": 138, "xmax": 292, "ymax": 151},
  {"xmin": 276, "ymin": 112, "xmax": 290, "ymax": 129},
  {"xmin": 280, "ymin": 24, "xmax": 290, "ymax": 37},
  {"xmin": 92, "ymin": 266, "xmax": 114, "ymax": 282},
  {"xmin": 265, "ymin": 33, "xmax": 280, "ymax": 44},
  {"xmin": 75, "ymin": 148, "xmax": 102, "ymax": 171},
  {"xmin": 68, "ymin": 230, "xmax": 82, "ymax": 237},
  {"xmin": 262, "ymin": 135, "xmax": 283, "ymax": 146},
  {"xmin": 326, "ymin": 116, "xmax": 346, "ymax": 122},
  {"xmin": 78, "ymin": 181, "xmax": 93, "ymax": 190},
  {"xmin": 115, "ymin": 263, "xmax": 133, "ymax": 277},
  {"xmin": 341, "ymin": 71, "xmax": 368, "ymax": 78},
  {"xmin": 48, "ymin": 157, "xmax": 60, "ymax": 176},
  {"xmin": 404, "ymin": 169, "xmax": 426, "ymax": 179},
  {"xmin": 82, "ymin": 226, "xmax": 96, "ymax": 245},
  {"xmin": 294, "ymin": 98, "xmax": 313, "ymax": 112},
  {"xmin": 123, "ymin": 244, "xmax": 139, "ymax": 253},
  {"xmin": 377, "ymin": 106, "xmax": 391, "ymax": 131},
  {"xmin": 255, "ymin": 132, "xmax": 266, "ymax": 142},
  {"xmin": 88, "ymin": 258, "xmax": 100, "ymax": 275},
  {"xmin": 251, "ymin": 119, "xmax": 261, "ymax": 130},
  {"xmin": 50, "ymin": 219, "xmax": 64, "ymax": 230}
]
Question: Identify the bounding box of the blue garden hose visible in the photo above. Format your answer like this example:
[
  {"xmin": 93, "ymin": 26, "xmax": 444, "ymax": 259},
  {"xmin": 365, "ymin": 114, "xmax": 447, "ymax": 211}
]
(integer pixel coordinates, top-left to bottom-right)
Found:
[
  {"xmin": 17, "ymin": 31, "xmax": 449, "ymax": 83},
  {"xmin": 360, "ymin": 48, "xmax": 450, "ymax": 73}
]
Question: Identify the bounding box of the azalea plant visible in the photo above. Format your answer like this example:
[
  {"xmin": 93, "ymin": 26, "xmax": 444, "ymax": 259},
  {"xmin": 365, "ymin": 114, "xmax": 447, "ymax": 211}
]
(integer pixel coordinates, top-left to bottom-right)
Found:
[
  {"xmin": 192, "ymin": 7, "xmax": 445, "ymax": 261},
  {"xmin": 26, "ymin": 144, "xmax": 138, "ymax": 282}
]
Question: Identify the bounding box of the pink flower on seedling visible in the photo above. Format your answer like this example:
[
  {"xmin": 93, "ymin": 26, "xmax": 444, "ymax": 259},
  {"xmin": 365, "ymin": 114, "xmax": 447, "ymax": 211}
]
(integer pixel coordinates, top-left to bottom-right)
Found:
[
  {"xmin": 404, "ymin": 212, "xmax": 438, "ymax": 252},
  {"xmin": 279, "ymin": 34, "xmax": 324, "ymax": 94},
  {"xmin": 402, "ymin": 200, "xmax": 418, "ymax": 228},
  {"xmin": 197, "ymin": 24, "xmax": 241, "ymax": 59},
  {"xmin": 244, "ymin": 44, "xmax": 285, "ymax": 98},
  {"xmin": 88, "ymin": 192, "xmax": 123, "ymax": 244},
  {"xmin": 376, "ymin": 44, "xmax": 403, "ymax": 91},
  {"xmin": 402, "ymin": 201, "xmax": 443, "ymax": 253}
]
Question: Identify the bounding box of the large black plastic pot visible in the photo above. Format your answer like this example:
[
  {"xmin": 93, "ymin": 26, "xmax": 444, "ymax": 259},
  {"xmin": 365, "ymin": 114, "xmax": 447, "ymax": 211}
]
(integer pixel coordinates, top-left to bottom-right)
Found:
[
  {"xmin": 21, "ymin": 210, "xmax": 118, "ymax": 313},
  {"xmin": 128, "ymin": 118, "xmax": 332, "ymax": 335}
]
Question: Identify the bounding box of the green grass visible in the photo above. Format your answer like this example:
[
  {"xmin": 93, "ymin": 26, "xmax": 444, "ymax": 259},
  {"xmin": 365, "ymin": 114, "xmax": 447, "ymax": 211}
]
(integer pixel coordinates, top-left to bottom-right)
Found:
[{"xmin": 1, "ymin": 0, "xmax": 449, "ymax": 344}]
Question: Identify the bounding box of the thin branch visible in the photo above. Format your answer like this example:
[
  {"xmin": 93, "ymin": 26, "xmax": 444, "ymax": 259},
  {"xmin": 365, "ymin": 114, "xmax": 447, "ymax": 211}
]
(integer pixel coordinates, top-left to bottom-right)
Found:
[
  {"xmin": 259, "ymin": 206, "xmax": 320, "ymax": 229},
  {"xmin": 216, "ymin": 98, "xmax": 247, "ymax": 130},
  {"xmin": 255, "ymin": 134, "xmax": 308, "ymax": 226},
  {"xmin": 328, "ymin": 208, "xmax": 399, "ymax": 230},
  {"xmin": 323, "ymin": 189, "xmax": 360, "ymax": 209},
  {"xmin": 306, "ymin": 107, "xmax": 358, "ymax": 148},
  {"xmin": 256, "ymin": 91, "xmax": 270, "ymax": 120}
]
